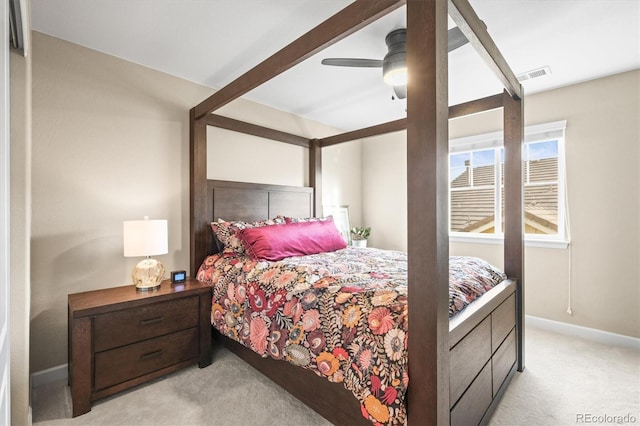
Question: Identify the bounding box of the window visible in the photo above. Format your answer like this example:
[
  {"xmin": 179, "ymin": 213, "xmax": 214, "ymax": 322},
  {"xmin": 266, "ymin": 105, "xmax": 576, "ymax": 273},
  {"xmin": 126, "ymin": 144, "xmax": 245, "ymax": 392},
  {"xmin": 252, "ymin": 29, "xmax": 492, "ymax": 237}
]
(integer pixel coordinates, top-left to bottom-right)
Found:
[{"xmin": 449, "ymin": 121, "xmax": 568, "ymax": 247}]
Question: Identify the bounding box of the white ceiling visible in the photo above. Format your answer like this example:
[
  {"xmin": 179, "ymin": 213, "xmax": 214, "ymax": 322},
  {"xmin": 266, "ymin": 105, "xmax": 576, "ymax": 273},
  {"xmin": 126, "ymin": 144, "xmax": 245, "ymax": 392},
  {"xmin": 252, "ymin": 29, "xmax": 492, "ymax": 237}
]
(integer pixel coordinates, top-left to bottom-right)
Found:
[{"xmin": 31, "ymin": 0, "xmax": 640, "ymax": 131}]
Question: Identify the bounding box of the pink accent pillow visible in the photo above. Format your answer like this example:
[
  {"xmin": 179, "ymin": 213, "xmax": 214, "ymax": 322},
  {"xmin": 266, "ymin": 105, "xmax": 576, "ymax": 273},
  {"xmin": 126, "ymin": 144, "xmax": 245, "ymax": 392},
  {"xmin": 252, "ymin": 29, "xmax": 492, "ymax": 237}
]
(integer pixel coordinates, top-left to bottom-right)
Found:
[{"xmin": 239, "ymin": 218, "xmax": 347, "ymax": 261}]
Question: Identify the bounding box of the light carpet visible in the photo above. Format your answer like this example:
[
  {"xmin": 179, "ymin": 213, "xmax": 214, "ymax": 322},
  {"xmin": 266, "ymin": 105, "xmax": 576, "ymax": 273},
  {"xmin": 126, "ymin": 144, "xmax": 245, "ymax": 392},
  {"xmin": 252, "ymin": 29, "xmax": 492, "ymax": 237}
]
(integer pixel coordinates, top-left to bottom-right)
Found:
[{"xmin": 32, "ymin": 325, "xmax": 639, "ymax": 425}]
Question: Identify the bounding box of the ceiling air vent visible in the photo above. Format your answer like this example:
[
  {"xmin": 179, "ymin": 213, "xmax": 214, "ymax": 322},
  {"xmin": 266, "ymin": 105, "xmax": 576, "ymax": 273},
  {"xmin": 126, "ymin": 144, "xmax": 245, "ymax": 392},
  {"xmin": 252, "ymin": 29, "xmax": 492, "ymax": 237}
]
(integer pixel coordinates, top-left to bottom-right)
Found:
[{"xmin": 517, "ymin": 66, "xmax": 552, "ymax": 82}]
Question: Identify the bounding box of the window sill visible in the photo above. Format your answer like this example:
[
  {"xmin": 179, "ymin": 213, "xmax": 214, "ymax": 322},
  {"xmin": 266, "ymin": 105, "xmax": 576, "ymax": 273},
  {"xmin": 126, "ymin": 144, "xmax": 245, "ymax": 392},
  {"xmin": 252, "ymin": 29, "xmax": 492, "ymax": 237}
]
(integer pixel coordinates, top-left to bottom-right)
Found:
[{"xmin": 449, "ymin": 234, "xmax": 569, "ymax": 249}]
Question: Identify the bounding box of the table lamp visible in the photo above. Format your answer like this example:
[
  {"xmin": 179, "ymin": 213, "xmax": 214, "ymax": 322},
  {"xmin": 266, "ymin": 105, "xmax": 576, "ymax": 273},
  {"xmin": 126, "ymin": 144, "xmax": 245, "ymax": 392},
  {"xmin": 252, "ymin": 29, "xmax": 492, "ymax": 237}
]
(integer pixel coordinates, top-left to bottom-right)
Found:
[{"xmin": 123, "ymin": 216, "xmax": 168, "ymax": 291}]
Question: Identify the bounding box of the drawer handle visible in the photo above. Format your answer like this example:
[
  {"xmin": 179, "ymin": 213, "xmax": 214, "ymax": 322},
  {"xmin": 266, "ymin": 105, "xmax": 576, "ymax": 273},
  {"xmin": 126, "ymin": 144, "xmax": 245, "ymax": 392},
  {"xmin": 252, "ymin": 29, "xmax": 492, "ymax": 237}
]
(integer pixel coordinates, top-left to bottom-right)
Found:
[
  {"xmin": 139, "ymin": 316, "xmax": 164, "ymax": 326},
  {"xmin": 140, "ymin": 349, "xmax": 164, "ymax": 360}
]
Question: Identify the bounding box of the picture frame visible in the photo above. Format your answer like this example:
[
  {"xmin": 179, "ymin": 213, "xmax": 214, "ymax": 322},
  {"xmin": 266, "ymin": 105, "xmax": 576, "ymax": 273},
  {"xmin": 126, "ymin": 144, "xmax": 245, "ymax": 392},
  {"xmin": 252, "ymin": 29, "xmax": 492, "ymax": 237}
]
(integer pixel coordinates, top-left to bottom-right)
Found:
[{"xmin": 322, "ymin": 205, "xmax": 351, "ymax": 245}]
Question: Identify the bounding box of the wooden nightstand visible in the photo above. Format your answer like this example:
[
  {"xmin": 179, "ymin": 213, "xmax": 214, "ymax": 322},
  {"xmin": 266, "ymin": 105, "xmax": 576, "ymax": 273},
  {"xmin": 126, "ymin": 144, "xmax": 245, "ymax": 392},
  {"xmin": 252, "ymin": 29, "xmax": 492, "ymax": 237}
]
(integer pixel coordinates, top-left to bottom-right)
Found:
[{"xmin": 68, "ymin": 278, "xmax": 212, "ymax": 417}]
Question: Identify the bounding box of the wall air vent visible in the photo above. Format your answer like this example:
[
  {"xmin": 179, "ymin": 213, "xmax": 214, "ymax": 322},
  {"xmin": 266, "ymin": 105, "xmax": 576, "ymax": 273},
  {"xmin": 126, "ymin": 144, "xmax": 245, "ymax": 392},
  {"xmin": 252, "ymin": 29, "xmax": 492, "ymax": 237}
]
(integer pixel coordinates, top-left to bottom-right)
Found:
[{"xmin": 517, "ymin": 66, "xmax": 552, "ymax": 82}]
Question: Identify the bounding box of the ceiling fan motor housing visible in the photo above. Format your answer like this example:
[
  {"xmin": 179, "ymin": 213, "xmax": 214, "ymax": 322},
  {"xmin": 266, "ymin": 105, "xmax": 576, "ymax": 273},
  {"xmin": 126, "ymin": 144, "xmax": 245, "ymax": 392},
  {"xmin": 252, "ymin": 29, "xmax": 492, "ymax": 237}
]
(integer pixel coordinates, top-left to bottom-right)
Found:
[{"xmin": 382, "ymin": 28, "xmax": 407, "ymax": 85}]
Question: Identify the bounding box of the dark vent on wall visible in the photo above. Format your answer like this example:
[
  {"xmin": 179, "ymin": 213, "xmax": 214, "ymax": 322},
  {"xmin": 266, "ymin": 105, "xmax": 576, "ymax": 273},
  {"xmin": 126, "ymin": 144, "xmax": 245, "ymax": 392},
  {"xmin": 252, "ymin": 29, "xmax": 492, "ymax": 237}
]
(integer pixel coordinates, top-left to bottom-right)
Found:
[{"xmin": 517, "ymin": 66, "xmax": 552, "ymax": 82}]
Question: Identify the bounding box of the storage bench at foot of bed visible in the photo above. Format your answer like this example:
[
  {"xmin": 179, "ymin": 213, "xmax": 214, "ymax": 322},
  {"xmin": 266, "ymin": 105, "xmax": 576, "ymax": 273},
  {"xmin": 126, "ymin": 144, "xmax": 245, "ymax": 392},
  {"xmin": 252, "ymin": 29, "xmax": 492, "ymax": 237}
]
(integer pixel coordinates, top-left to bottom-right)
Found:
[{"xmin": 449, "ymin": 291, "xmax": 517, "ymax": 426}]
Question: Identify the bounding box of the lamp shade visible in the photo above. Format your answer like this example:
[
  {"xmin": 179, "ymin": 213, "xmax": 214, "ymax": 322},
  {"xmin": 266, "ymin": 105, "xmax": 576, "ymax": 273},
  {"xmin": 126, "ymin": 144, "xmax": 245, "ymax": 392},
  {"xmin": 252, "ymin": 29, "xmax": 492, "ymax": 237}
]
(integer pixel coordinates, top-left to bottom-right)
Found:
[{"xmin": 123, "ymin": 218, "xmax": 168, "ymax": 257}]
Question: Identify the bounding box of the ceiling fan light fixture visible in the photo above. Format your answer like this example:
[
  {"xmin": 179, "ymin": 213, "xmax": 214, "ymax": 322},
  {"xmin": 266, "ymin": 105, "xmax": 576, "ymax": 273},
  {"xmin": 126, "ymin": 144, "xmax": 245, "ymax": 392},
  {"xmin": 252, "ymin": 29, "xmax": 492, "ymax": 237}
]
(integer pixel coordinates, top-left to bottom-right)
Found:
[
  {"xmin": 321, "ymin": 26, "xmax": 470, "ymax": 101},
  {"xmin": 382, "ymin": 28, "xmax": 408, "ymax": 87},
  {"xmin": 383, "ymin": 65, "xmax": 408, "ymax": 86}
]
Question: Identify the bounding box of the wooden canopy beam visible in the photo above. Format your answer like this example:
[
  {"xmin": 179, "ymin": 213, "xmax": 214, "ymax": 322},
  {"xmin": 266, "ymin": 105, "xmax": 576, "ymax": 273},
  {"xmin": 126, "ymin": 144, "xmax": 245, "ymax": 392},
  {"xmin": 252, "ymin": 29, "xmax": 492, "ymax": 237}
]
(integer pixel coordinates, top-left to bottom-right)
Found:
[
  {"xmin": 207, "ymin": 114, "xmax": 310, "ymax": 148},
  {"xmin": 449, "ymin": 93, "xmax": 503, "ymax": 119},
  {"xmin": 193, "ymin": 0, "xmax": 406, "ymax": 119},
  {"xmin": 318, "ymin": 93, "xmax": 504, "ymax": 147},
  {"xmin": 320, "ymin": 119, "xmax": 406, "ymax": 147},
  {"xmin": 449, "ymin": 0, "xmax": 523, "ymax": 100}
]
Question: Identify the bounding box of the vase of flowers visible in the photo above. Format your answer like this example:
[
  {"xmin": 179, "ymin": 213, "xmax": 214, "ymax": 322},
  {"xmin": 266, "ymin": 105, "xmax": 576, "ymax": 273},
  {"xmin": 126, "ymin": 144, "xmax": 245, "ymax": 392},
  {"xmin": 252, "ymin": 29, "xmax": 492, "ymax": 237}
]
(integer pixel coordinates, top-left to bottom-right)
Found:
[{"xmin": 350, "ymin": 227, "xmax": 371, "ymax": 248}]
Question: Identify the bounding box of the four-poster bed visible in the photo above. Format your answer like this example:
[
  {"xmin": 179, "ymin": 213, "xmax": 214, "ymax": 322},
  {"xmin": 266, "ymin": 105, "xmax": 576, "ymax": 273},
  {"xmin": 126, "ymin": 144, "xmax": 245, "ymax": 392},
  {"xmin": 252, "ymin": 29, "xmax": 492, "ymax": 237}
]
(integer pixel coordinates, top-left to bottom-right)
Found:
[{"xmin": 189, "ymin": 0, "xmax": 524, "ymax": 424}]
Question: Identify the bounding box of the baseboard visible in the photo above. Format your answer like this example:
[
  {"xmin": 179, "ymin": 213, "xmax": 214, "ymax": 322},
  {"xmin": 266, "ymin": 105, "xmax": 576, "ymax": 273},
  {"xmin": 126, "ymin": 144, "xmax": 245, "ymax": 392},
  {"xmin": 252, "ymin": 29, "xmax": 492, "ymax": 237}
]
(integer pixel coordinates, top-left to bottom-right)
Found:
[
  {"xmin": 31, "ymin": 364, "xmax": 68, "ymax": 388},
  {"xmin": 526, "ymin": 315, "xmax": 640, "ymax": 351}
]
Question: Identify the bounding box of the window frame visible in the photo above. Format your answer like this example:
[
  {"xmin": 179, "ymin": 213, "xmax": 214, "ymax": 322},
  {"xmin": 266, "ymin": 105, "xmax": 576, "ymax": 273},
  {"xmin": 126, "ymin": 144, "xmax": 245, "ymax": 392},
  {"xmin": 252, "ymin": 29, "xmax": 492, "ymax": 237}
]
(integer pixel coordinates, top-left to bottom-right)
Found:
[{"xmin": 449, "ymin": 121, "xmax": 569, "ymax": 249}]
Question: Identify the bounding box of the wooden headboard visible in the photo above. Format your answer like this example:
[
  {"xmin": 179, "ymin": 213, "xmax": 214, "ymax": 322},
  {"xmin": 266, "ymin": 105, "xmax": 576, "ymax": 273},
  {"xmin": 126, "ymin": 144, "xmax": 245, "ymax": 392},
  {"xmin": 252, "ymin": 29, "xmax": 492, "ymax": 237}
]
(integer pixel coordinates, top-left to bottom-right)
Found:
[{"xmin": 191, "ymin": 179, "xmax": 313, "ymax": 275}]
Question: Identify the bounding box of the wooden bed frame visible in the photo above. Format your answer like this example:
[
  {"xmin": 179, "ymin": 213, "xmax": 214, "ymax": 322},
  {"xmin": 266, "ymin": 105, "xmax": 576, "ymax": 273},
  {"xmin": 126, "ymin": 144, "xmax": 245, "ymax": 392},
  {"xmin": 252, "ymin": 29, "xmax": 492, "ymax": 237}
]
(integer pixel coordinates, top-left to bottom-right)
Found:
[
  {"xmin": 189, "ymin": 1, "xmax": 525, "ymax": 424},
  {"xmin": 201, "ymin": 179, "xmax": 518, "ymax": 425}
]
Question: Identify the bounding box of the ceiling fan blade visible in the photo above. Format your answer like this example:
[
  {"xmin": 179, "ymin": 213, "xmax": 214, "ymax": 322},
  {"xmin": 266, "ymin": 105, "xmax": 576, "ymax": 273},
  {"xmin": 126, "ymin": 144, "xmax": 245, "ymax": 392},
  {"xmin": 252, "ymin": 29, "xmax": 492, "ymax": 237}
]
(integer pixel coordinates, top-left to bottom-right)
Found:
[
  {"xmin": 447, "ymin": 21, "xmax": 488, "ymax": 52},
  {"xmin": 321, "ymin": 58, "xmax": 383, "ymax": 68},
  {"xmin": 447, "ymin": 26, "xmax": 469, "ymax": 52}
]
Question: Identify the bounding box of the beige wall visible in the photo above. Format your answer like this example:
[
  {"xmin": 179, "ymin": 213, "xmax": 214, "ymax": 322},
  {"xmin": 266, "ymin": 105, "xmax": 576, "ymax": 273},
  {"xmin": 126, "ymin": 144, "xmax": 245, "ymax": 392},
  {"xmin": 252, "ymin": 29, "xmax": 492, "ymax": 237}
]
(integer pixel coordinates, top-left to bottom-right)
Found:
[
  {"xmin": 363, "ymin": 70, "xmax": 640, "ymax": 338},
  {"xmin": 30, "ymin": 32, "xmax": 361, "ymax": 372},
  {"xmin": 207, "ymin": 103, "xmax": 362, "ymax": 224}
]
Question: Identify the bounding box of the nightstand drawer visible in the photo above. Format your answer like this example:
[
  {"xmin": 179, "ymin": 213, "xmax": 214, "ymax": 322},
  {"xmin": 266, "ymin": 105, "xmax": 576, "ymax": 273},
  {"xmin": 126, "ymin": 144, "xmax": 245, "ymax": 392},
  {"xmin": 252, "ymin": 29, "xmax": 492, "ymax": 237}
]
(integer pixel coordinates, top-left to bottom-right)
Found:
[
  {"xmin": 94, "ymin": 327, "xmax": 199, "ymax": 390},
  {"xmin": 94, "ymin": 296, "xmax": 199, "ymax": 352}
]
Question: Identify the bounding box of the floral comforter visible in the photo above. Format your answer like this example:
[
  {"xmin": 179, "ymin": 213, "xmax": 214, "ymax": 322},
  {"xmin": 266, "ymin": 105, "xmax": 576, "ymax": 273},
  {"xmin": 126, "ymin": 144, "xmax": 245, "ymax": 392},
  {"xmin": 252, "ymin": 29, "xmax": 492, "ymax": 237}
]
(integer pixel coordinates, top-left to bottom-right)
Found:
[{"xmin": 196, "ymin": 247, "xmax": 505, "ymax": 425}]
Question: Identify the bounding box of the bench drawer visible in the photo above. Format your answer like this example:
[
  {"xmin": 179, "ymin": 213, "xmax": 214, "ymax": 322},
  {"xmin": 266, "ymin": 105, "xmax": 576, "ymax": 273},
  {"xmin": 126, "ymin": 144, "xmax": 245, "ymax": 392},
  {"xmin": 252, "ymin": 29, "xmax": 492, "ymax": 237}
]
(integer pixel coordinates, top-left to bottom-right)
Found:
[
  {"xmin": 450, "ymin": 361, "xmax": 492, "ymax": 426},
  {"xmin": 491, "ymin": 294, "xmax": 515, "ymax": 353},
  {"xmin": 450, "ymin": 316, "xmax": 491, "ymax": 407},
  {"xmin": 492, "ymin": 327, "xmax": 516, "ymax": 396}
]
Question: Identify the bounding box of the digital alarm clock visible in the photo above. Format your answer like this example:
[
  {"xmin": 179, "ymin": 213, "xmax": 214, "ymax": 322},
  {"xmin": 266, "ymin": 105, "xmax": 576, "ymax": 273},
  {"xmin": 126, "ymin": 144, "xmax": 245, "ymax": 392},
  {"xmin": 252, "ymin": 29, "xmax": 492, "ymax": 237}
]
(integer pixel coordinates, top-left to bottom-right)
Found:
[{"xmin": 171, "ymin": 270, "xmax": 187, "ymax": 284}]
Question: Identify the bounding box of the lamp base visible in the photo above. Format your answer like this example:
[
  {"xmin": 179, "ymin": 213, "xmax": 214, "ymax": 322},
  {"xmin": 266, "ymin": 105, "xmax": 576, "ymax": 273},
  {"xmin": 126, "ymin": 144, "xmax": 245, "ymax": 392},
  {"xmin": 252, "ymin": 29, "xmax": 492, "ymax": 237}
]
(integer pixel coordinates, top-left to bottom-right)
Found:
[{"xmin": 132, "ymin": 258, "xmax": 165, "ymax": 291}]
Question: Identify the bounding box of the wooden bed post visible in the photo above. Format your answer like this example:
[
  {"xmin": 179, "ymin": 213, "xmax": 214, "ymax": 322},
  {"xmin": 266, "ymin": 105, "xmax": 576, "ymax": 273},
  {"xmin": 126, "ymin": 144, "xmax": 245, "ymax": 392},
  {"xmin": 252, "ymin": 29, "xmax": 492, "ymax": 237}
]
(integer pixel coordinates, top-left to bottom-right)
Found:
[
  {"xmin": 503, "ymin": 89, "xmax": 525, "ymax": 372},
  {"xmin": 309, "ymin": 139, "xmax": 322, "ymax": 217},
  {"xmin": 406, "ymin": 0, "xmax": 450, "ymax": 424},
  {"xmin": 190, "ymin": 108, "xmax": 209, "ymax": 276}
]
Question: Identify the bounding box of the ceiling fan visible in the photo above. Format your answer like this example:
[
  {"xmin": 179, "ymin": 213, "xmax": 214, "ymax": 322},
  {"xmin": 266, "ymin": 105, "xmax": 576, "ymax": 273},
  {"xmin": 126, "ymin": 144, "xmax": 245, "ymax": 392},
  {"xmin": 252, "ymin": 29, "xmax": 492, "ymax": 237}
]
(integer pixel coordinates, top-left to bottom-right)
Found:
[{"xmin": 321, "ymin": 27, "xmax": 470, "ymax": 99}]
